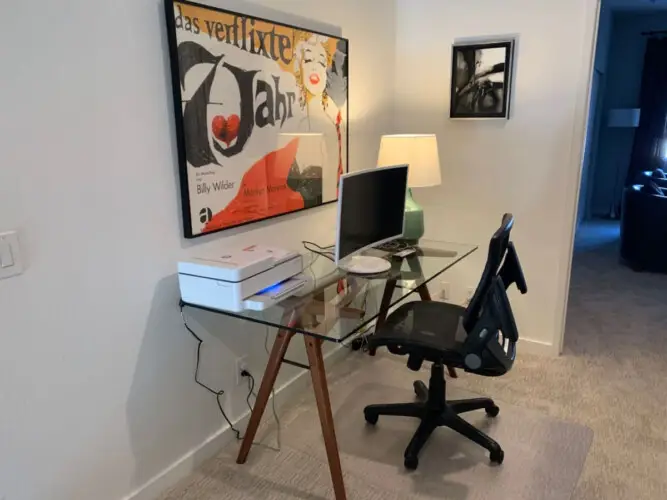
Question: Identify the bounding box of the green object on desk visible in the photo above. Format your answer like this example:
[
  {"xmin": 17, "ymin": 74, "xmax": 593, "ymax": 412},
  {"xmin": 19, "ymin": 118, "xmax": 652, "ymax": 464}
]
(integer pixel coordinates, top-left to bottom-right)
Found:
[
  {"xmin": 403, "ymin": 188, "xmax": 425, "ymax": 244},
  {"xmin": 377, "ymin": 134, "xmax": 442, "ymax": 245}
]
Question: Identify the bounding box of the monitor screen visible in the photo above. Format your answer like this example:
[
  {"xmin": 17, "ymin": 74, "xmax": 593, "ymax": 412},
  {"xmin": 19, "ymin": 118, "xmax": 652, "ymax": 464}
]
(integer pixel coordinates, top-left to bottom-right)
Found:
[{"xmin": 336, "ymin": 165, "xmax": 408, "ymax": 262}]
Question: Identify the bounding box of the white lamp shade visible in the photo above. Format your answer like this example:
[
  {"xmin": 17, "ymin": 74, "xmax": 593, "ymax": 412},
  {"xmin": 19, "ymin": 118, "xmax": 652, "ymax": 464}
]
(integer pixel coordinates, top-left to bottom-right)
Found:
[
  {"xmin": 377, "ymin": 134, "xmax": 442, "ymax": 188},
  {"xmin": 608, "ymin": 108, "xmax": 641, "ymax": 128}
]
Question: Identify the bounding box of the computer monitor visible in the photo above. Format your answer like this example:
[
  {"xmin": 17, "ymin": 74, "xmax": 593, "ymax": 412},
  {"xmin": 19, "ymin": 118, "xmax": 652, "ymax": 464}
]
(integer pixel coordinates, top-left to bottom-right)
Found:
[{"xmin": 335, "ymin": 165, "xmax": 408, "ymax": 274}]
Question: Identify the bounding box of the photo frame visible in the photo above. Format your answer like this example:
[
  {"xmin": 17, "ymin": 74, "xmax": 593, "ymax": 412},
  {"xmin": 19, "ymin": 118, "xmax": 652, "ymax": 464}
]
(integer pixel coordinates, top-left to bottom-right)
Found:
[
  {"xmin": 450, "ymin": 40, "xmax": 514, "ymax": 119},
  {"xmin": 164, "ymin": 0, "xmax": 349, "ymax": 238}
]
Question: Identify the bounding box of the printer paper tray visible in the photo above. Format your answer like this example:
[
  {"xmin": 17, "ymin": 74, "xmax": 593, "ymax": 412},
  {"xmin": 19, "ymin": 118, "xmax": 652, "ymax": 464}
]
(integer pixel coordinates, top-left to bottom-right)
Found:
[{"xmin": 243, "ymin": 277, "xmax": 307, "ymax": 311}]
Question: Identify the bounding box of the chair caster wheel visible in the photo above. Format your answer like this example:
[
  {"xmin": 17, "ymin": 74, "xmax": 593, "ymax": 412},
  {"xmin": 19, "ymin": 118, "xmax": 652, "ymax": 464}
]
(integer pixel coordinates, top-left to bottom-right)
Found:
[
  {"xmin": 490, "ymin": 448, "xmax": 504, "ymax": 464},
  {"xmin": 364, "ymin": 410, "xmax": 378, "ymax": 425},
  {"xmin": 404, "ymin": 455, "xmax": 419, "ymax": 470},
  {"xmin": 485, "ymin": 404, "xmax": 500, "ymax": 418},
  {"xmin": 413, "ymin": 380, "xmax": 428, "ymax": 401}
]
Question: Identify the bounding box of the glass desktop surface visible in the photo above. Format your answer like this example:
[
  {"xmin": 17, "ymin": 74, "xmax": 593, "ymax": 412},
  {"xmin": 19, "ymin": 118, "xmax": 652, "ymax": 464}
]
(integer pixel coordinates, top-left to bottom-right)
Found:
[{"xmin": 182, "ymin": 240, "xmax": 478, "ymax": 343}]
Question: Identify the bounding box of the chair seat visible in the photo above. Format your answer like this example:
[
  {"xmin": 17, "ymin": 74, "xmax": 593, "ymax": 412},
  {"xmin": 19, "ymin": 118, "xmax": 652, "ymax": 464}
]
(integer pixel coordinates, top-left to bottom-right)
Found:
[
  {"xmin": 362, "ymin": 215, "xmax": 525, "ymax": 471},
  {"xmin": 370, "ymin": 301, "xmax": 469, "ymax": 366}
]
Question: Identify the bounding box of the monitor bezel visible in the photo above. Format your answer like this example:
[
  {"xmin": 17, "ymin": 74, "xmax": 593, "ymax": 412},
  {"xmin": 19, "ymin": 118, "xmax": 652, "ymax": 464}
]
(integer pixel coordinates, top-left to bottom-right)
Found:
[{"xmin": 334, "ymin": 164, "xmax": 409, "ymax": 265}]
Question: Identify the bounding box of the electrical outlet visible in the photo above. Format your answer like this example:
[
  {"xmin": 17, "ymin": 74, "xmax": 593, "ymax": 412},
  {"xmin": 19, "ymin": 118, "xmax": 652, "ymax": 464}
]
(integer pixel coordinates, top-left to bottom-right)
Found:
[
  {"xmin": 439, "ymin": 281, "xmax": 451, "ymax": 301},
  {"xmin": 235, "ymin": 355, "xmax": 248, "ymax": 386}
]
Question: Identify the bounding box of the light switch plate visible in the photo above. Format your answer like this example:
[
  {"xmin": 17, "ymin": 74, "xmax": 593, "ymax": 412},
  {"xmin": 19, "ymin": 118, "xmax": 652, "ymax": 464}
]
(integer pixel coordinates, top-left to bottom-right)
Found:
[{"xmin": 0, "ymin": 230, "xmax": 24, "ymax": 280}]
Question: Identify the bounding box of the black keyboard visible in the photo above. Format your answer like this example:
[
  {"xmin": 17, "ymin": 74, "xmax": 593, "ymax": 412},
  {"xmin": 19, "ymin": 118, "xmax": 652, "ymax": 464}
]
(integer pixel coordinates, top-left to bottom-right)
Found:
[{"xmin": 374, "ymin": 240, "xmax": 415, "ymax": 252}]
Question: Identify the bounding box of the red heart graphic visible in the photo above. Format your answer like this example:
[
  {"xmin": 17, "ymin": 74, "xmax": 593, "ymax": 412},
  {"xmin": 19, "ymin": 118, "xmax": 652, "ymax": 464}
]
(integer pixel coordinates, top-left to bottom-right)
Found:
[{"xmin": 211, "ymin": 114, "xmax": 240, "ymax": 146}]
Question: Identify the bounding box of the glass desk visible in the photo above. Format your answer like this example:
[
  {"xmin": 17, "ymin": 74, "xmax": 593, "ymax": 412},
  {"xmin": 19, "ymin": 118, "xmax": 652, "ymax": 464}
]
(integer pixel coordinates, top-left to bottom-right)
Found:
[{"xmin": 181, "ymin": 239, "xmax": 477, "ymax": 500}]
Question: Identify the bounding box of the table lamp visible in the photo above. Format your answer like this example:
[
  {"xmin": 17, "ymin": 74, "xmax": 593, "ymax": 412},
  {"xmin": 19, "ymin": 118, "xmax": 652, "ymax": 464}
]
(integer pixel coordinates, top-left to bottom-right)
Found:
[{"xmin": 377, "ymin": 134, "xmax": 442, "ymax": 243}]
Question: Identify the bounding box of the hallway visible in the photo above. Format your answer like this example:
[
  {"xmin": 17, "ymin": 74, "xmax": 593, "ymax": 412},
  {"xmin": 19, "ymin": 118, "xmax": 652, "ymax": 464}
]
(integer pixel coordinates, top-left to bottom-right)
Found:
[{"xmin": 573, "ymin": 219, "xmax": 620, "ymax": 252}]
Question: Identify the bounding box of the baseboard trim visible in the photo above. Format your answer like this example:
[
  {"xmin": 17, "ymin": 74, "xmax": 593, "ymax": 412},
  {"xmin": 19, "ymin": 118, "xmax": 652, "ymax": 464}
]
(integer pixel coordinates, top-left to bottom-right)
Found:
[
  {"xmin": 519, "ymin": 338, "xmax": 559, "ymax": 356},
  {"xmin": 122, "ymin": 344, "xmax": 351, "ymax": 500}
]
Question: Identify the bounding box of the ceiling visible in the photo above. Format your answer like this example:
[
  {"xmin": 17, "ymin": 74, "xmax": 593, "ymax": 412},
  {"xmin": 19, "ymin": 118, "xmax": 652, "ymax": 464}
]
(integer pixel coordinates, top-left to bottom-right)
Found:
[{"xmin": 606, "ymin": 0, "xmax": 667, "ymax": 10}]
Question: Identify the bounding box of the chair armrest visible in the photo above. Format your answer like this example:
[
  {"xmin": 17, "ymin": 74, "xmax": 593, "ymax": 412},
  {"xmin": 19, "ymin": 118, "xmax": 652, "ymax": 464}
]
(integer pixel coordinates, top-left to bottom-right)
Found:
[
  {"xmin": 461, "ymin": 311, "xmax": 498, "ymax": 369},
  {"xmin": 461, "ymin": 278, "xmax": 517, "ymax": 374},
  {"xmin": 499, "ymin": 242, "xmax": 527, "ymax": 294}
]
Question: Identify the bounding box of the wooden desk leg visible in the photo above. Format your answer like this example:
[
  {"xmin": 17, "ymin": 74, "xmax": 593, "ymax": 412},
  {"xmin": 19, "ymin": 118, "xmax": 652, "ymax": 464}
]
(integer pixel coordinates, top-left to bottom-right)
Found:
[
  {"xmin": 417, "ymin": 284, "xmax": 458, "ymax": 379},
  {"xmin": 416, "ymin": 284, "xmax": 432, "ymax": 302},
  {"xmin": 376, "ymin": 278, "xmax": 398, "ymax": 330},
  {"xmin": 237, "ymin": 328, "xmax": 295, "ymax": 464},
  {"xmin": 304, "ymin": 336, "xmax": 347, "ymax": 500},
  {"xmin": 366, "ymin": 278, "xmax": 398, "ymax": 356}
]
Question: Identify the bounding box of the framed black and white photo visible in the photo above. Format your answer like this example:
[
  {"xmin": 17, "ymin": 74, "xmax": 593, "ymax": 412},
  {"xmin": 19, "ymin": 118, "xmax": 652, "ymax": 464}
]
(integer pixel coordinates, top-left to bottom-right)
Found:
[{"xmin": 450, "ymin": 41, "xmax": 514, "ymax": 119}]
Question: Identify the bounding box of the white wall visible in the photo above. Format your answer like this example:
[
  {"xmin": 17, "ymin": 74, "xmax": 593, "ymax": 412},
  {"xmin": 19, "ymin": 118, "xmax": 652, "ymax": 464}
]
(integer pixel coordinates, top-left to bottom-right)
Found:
[
  {"xmin": 0, "ymin": 1, "xmax": 395, "ymax": 500},
  {"xmin": 394, "ymin": 0, "xmax": 599, "ymax": 351},
  {"xmin": 578, "ymin": 2, "xmax": 612, "ymax": 226}
]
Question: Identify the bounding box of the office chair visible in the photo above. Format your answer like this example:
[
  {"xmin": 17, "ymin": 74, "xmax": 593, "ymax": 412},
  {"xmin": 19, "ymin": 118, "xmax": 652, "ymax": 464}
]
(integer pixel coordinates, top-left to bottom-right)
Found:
[{"xmin": 363, "ymin": 214, "xmax": 527, "ymax": 470}]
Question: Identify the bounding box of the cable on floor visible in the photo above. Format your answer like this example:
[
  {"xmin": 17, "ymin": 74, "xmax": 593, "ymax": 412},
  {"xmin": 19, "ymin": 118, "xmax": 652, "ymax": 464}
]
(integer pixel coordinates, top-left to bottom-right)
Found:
[
  {"xmin": 180, "ymin": 303, "xmax": 282, "ymax": 453},
  {"xmin": 244, "ymin": 370, "xmax": 255, "ymax": 413},
  {"xmin": 180, "ymin": 301, "xmax": 247, "ymax": 440},
  {"xmin": 340, "ymin": 322, "xmax": 374, "ymax": 350}
]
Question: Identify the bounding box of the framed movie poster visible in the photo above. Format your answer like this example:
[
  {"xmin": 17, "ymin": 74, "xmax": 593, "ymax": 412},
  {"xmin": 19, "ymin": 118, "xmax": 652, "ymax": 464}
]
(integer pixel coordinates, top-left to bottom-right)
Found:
[
  {"xmin": 164, "ymin": 0, "xmax": 349, "ymax": 238},
  {"xmin": 450, "ymin": 40, "xmax": 514, "ymax": 119}
]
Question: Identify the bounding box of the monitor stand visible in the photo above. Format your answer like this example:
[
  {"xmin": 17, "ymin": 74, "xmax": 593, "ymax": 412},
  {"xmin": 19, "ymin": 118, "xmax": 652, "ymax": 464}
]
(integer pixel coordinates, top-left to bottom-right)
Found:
[{"xmin": 338, "ymin": 255, "xmax": 391, "ymax": 275}]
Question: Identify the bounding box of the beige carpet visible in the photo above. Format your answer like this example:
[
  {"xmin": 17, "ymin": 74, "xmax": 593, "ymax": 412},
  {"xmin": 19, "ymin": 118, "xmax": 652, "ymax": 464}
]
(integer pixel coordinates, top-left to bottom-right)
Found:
[
  {"xmin": 160, "ymin": 221, "xmax": 667, "ymax": 500},
  {"xmin": 159, "ymin": 353, "xmax": 591, "ymax": 500},
  {"xmin": 160, "ymin": 443, "xmax": 404, "ymax": 500},
  {"xmin": 284, "ymin": 355, "xmax": 592, "ymax": 500}
]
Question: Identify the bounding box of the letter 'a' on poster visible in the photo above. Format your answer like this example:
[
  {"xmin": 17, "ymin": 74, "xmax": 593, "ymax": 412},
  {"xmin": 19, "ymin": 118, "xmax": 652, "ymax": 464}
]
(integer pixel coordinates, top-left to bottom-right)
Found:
[{"xmin": 164, "ymin": 0, "xmax": 349, "ymax": 238}]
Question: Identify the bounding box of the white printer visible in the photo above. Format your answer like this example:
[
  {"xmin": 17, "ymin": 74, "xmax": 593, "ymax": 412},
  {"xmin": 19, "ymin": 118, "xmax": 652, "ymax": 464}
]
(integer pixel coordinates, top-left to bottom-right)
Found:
[{"xmin": 178, "ymin": 245, "xmax": 305, "ymax": 312}]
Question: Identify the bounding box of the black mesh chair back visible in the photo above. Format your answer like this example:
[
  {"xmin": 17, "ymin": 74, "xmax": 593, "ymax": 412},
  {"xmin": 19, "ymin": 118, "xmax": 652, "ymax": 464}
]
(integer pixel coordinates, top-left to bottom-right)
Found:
[
  {"xmin": 461, "ymin": 213, "xmax": 527, "ymax": 376},
  {"xmin": 362, "ymin": 214, "xmax": 528, "ymax": 470},
  {"xmin": 463, "ymin": 214, "xmax": 525, "ymax": 332}
]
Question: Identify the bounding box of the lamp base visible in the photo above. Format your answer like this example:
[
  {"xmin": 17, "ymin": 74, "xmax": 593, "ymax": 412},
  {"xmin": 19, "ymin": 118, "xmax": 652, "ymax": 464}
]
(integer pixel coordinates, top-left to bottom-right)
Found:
[{"xmin": 403, "ymin": 189, "xmax": 425, "ymax": 244}]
